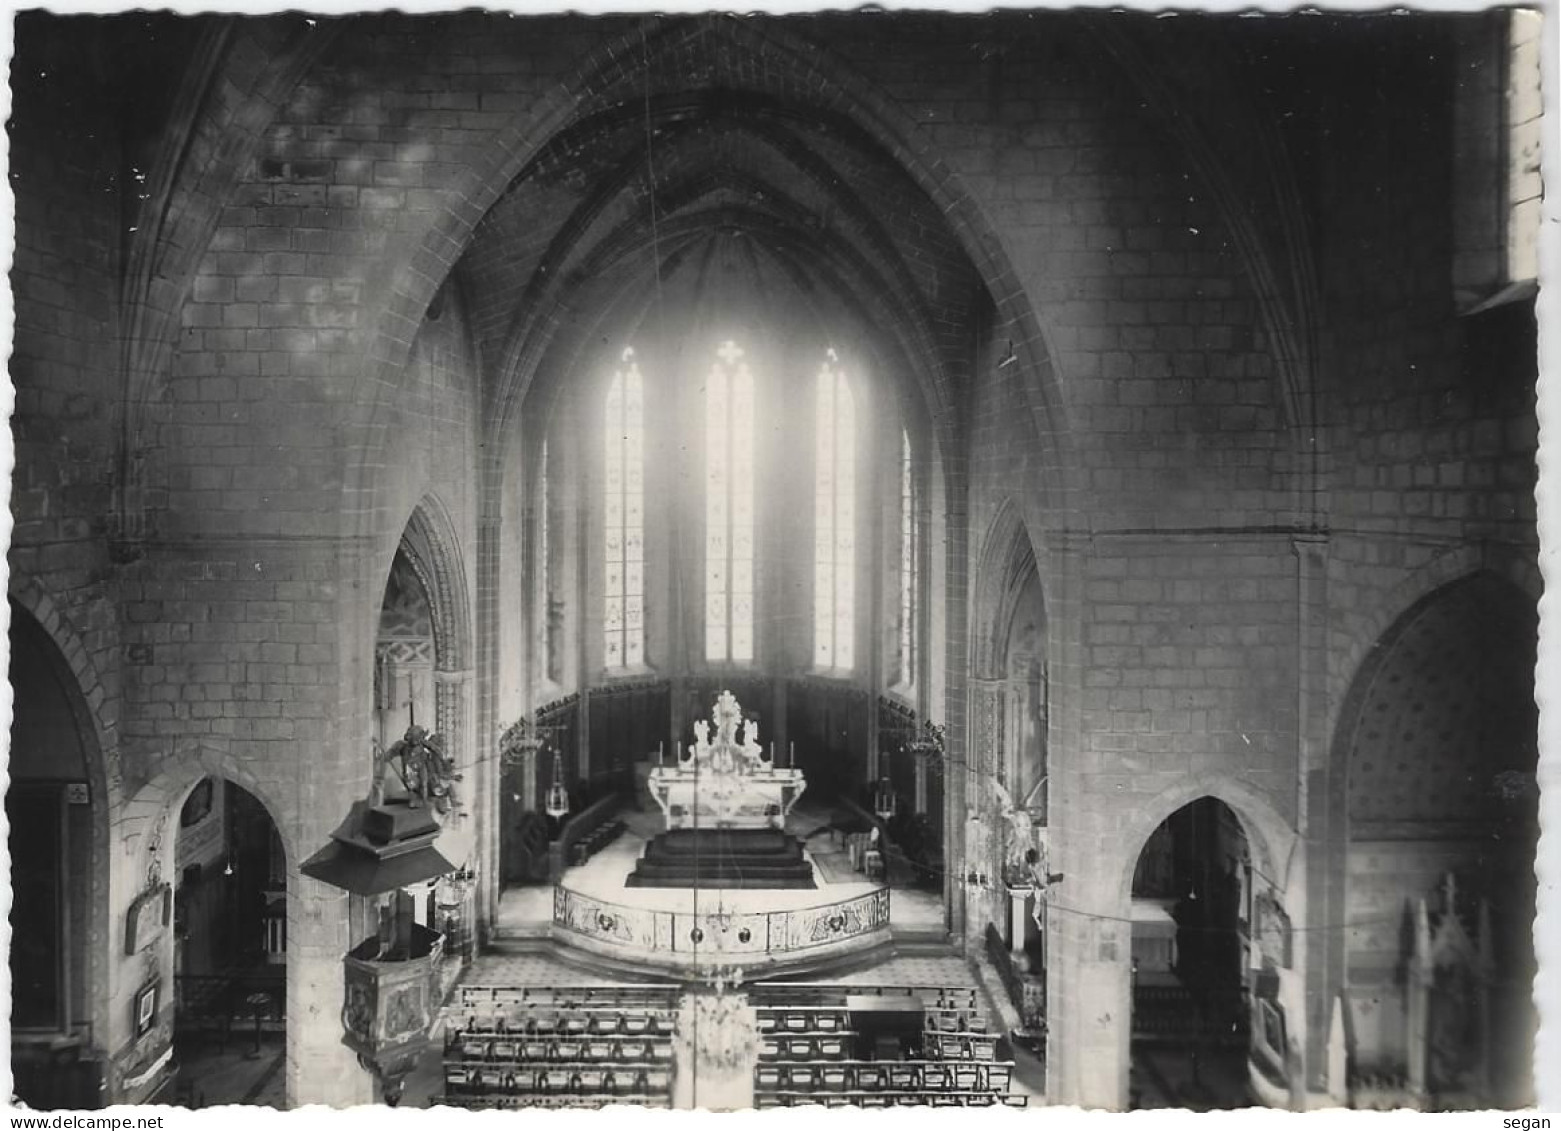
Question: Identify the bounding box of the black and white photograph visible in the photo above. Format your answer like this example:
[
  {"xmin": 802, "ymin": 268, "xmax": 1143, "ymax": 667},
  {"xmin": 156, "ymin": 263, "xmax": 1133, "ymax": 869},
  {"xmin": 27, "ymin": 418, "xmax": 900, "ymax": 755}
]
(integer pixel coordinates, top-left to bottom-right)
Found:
[{"xmin": 3, "ymin": 0, "xmax": 1556, "ymax": 1119}]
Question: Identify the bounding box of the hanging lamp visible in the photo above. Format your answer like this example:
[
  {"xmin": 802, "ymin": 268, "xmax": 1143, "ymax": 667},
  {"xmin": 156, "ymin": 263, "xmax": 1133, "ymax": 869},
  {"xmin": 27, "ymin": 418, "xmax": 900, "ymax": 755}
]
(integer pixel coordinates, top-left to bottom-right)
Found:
[
  {"xmin": 873, "ymin": 776, "xmax": 897, "ymax": 821},
  {"xmin": 544, "ymin": 751, "xmax": 571, "ymax": 819}
]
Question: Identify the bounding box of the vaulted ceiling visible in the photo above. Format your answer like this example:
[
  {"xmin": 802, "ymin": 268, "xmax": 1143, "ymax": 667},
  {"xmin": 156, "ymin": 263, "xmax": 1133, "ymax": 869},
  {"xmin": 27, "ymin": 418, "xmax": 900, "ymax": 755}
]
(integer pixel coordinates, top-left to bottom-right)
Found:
[{"xmin": 454, "ymin": 85, "xmax": 989, "ymax": 431}]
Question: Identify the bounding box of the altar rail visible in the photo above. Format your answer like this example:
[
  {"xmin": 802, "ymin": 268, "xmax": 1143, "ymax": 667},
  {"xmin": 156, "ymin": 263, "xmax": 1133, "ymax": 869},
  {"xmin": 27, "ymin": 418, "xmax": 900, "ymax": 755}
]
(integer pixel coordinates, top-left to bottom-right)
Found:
[{"xmin": 553, "ymin": 885, "xmax": 891, "ymax": 972}]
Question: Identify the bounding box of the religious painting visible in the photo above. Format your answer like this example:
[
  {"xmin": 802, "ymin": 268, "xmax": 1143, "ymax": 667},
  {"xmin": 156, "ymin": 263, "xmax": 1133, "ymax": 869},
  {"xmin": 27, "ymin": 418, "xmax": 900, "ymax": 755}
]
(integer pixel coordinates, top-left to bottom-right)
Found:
[
  {"xmin": 179, "ymin": 777, "xmax": 214, "ymax": 827},
  {"xmin": 133, "ymin": 979, "xmax": 160, "ymax": 1037}
]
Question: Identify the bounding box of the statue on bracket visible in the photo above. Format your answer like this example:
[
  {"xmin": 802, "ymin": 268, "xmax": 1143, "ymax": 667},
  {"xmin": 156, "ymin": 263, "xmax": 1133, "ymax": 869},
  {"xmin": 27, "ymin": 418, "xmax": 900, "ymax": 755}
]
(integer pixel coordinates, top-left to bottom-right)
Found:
[
  {"xmin": 376, "ymin": 724, "xmax": 461, "ymax": 816},
  {"xmin": 991, "ymin": 778, "xmax": 1036, "ymax": 884}
]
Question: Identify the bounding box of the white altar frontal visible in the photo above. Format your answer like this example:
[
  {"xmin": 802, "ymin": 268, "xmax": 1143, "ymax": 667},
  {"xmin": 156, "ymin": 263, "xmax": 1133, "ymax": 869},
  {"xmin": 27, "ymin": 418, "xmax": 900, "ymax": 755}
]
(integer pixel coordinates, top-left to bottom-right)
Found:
[{"xmin": 648, "ymin": 690, "xmax": 805, "ymax": 830}]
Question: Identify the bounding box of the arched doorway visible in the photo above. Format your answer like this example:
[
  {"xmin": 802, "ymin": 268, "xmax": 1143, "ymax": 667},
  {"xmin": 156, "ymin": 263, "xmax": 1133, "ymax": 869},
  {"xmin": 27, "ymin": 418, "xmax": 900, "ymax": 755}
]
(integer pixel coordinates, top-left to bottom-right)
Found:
[
  {"xmin": 7, "ymin": 601, "xmax": 106, "ymax": 1108},
  {"xmin": 169, "ymin": 779, "xmax": 288, "ymax": 1108},
  {"xmin": 1339, "ymin": 573, "xmax": 1538, "ymax": 1108},
  {"xmin": 1128, "ymin": 797, "xmax": 1251, "ymax": 1110}
]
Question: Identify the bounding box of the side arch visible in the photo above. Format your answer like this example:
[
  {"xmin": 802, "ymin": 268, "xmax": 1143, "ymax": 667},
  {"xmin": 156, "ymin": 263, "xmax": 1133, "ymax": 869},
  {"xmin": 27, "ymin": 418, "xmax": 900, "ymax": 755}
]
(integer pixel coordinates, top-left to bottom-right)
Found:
[
  {"xmin": 6, "ymin": 577, "xmax": 120, "ymax": 806},
  {"xmin": 394, "ymin": 492, "xmax": 475, "ymax": 676},
  {"xmin": 1114, "ymin": 776, "xmax": 1298, "ymax": 909},
  {"xmin": 4, "ymin": 588, "xmax": 119, "ymax": 1076},
  {"xmin": 116, "ymin": 747, "xmax": 297, "ymax": 890},
  {"xmin": 1327, "ymin": 546, "xmax": 1541, "ymax": 744},
  {"xmin": 970, "ymin": 498, "xmax": 1044, "ymax": 681}
]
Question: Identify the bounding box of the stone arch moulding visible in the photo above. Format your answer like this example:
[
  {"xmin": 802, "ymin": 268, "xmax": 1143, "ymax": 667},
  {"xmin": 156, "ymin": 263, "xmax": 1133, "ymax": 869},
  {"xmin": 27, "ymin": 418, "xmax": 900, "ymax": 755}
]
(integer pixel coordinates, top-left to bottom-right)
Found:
[
  {"xmin": 970, "ymin": 497, "xmax": 1046, "ymax": 681},
  {"xmin": 344, "ymin": 13, "xmax": 1079, "ymax": 547},
  {"xmin": 394, "ymin": 492, "xmax": 475, "ymax": 677},
  {"xmin": 117, "ymin": 746, "xmax": 296, "ymax": 894},
  {"xmin": 6, "ymin": 579, "xmax": 119, "ymax": 1066},
  {"xmin": 1327, "ymin": 545, "xmax": 1541, "ymax": 746},
  {"xmin": 7, "ymin": 575, "xmax": 121, "ymax": 808},
  {"xmin": 115, "ymin": 19, "xmax": 343, "ymax": 553},
  {"xmin": 1113, "ymin": 775, "xmax": 1298, "ymax": 911}
]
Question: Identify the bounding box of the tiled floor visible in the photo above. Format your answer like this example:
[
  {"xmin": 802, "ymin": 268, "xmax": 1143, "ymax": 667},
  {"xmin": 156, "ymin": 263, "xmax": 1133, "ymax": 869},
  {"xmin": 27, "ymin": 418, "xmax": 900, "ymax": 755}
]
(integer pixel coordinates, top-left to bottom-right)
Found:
[
  {"xmin": 1130, "ymin": 1042, "xmax": 1249, "ymax": 1110},
  {"xmin": 462, "ymin": 948, "xmax": 644, "ymax": 987},
  {"xmin": 170, "ymin": 1034, "xmax": 286, "ymax": 1109}
]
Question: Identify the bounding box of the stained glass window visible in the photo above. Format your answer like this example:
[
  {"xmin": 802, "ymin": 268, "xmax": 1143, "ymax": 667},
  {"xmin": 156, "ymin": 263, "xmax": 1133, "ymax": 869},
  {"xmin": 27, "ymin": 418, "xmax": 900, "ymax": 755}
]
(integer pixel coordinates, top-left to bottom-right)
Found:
[
  {"xmin": 899, "ymin": 428, "xmax": 918, "ymax": 687},
  {"xmin": 814, "ymin": 351, "xmax": 855, "ymax": 671},
  {"xmin": 706, "ymin": 340, "xmax": 755, "ymax": 663},
  {"xmin": 604, "ymin": 349, "xmax": 644, "ymax": 669}
]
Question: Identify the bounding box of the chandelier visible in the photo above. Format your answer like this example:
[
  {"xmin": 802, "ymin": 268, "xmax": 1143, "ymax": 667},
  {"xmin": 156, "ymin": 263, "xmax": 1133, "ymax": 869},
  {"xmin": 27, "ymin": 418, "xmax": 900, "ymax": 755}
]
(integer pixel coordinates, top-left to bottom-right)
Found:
[
  {"xmin": 676, "ymin": 963, "xmax": 756, "ymax": 1076},
  {"xmin": 904, "ymin": 719, "xmax": 946, "ymax": 763},
  {"xmin": 873, "ymin": 776, "xmax": 898, "ymax": 821},
  {"xmin": 499, "ymin": 714, "xmax": 557, "ymax": 763}
]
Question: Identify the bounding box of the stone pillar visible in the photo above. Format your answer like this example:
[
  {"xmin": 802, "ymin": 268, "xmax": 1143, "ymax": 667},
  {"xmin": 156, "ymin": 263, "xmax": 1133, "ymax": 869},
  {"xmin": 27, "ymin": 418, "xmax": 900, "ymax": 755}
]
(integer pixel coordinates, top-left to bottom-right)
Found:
[
  {"xmin": 287, "ymin": 876, "xmax": 374, "ymax": 1107},
  {"xmin": 1009, "ymin": 886, "xmax": 1029, "ymax": 961},
  {"xmin": 517, "ymin": 746, "xmax": 538, "ymax": 812},
  {"xmin": 1293, "ymin": 534, "xmax": 1329, "ymax": 1090}
]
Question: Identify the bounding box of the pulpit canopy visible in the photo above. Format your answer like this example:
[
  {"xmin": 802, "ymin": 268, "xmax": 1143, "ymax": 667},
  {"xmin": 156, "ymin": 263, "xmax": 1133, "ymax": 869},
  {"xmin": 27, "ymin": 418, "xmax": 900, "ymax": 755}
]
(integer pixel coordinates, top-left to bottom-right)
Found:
[{"xmin": 301, "ymin": 799, "xmax": 456, "ymax": 896}]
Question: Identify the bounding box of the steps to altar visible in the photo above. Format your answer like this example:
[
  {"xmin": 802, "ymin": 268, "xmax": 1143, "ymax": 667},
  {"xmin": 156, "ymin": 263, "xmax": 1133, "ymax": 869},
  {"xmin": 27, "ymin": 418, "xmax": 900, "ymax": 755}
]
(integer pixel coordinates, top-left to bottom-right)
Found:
[{"xmin": 626, "ymin": 828, "xmax": 817, "ymax": 890}]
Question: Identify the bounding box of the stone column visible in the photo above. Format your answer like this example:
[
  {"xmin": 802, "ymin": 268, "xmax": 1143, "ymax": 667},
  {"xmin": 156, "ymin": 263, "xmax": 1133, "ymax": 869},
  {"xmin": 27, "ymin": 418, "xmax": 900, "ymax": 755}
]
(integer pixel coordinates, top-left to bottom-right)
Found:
[
  {"xmin": 1293, "ymin": 533, "xmax": 1329, "ymax": 1089},
  {"xmin": 288, "ymin": 876, "xmax": 374, "ymax": 1107},
  {"xmin": 1009, "ymin": 885, "xmax": 1029, "ymax": 961}
]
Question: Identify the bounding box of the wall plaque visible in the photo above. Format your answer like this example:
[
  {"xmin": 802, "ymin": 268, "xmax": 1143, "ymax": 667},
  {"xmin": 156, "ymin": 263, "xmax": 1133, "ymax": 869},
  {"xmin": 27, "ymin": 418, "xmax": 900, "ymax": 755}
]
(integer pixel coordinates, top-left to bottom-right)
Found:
[{"xmin": 124, "ymin": 884, "xmax": 172, "ymax": 956}]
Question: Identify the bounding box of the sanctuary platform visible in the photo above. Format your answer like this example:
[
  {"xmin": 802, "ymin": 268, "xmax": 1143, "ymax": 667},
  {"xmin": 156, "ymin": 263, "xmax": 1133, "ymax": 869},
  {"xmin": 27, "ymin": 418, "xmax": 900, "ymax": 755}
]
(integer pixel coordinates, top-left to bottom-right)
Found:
[
  {"xmin": 626, "ymin": 827, "xmax": 816, "ymax": 889},
  {"xmin": 493, "ymin": 803, "xmax": 947, "ymax": 975}
]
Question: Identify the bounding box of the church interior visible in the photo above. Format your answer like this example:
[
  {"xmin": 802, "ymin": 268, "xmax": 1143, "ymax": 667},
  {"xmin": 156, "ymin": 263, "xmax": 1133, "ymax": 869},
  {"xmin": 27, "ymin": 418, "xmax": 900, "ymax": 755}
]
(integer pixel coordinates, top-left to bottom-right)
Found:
[{"xmin": 5, "ymin": 7, "xmax": 1548, "ymax": 1114}]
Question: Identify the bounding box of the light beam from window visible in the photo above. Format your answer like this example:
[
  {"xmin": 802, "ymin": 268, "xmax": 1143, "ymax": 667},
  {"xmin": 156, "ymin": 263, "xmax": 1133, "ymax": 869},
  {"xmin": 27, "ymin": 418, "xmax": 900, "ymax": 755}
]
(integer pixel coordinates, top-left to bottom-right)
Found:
[
  {"xmin": 604, "ymin": 349, "xmax": 644, "ymax": 670},
  {"xmin": 899, "ymin": 428, "xmax": 917, "ymax": 688},
  {"xmin": 706, "ymin": 340, "xmax": 755, "ymax": 663},
  {"xmin": 815, "ymin": 350, "xmax": 855, "ymax": 671}
]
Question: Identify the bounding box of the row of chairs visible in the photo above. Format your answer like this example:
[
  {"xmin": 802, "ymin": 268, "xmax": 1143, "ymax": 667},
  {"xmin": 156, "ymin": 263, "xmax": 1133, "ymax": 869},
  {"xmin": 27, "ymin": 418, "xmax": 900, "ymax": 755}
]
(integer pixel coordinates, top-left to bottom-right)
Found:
[
  {"xmin": 446, "ymin": 1035, "xmax": 674, "ymax": 1064},
  {"xmin": 924, "ymin": 1032, "xmax": 1000, "ymax": 1061},
  {"xmin": 755, "ymin": 1060, "xmax": 1013, "ymax": 1093},
  {"xmin": 450, "ymin": 1009, "xmax": 677, "ymax": 1037},
  {"xmin": 757, "ymin": 1034, "xmax": 852, "ymax": 1061},
  {"xmin": 444, "ymin": 1064, "xmax": 672, "ymax": 1098},
  {"xmin": 456, "ymin": 984, "xmax": 680, "ymax": 1009},
  {"xmin": 755, "ymin": 1091, "xmax": 1028, "ymax": 1108},
  {"xmin": 442, "ymin": 1092, "xmax": 670, "ymax": 1110},
  {"xmin": 925, "ymin": 1007, "xmax": 990, "ymax": 1033},
  {"xmin": 753, "ymin": 985, "xmax": 980, "ymax": 1009},
  {"xmin": 756, "ymin": 1008, "xmax": 850, "ymax": 1034},
  {"xmin": 570, "ymin": 818, "xmax": 627, "ymax": 865}
]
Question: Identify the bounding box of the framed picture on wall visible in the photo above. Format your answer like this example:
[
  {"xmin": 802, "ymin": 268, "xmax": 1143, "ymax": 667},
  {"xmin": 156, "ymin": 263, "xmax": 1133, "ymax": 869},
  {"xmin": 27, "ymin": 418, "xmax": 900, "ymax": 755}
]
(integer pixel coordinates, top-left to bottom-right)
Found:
[{"xmin": 133, "ymin": 979, "xmax": 160, "ymax": 1037}]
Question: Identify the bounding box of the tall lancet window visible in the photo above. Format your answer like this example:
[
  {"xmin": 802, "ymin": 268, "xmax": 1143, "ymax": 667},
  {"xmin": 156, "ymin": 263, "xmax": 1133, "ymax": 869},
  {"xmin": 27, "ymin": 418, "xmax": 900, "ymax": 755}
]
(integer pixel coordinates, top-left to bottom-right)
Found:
[
  {"xmin": 537, "ymin": 437, "xmax": 553, "ymax": 679},
  {"xmin": 814, "ymin": 350, "xmax": 855, "ymax": 672},
  {"xmin": 604, "ymin": 349, "xmax": 645, "ymax": 669},
  {"xmin": 898, "ymin": 429, "xmax": 918, "ymax": 688},
  {"xmin": 705, "ymin": 340, "xmax": 755, "ymax": 663}
]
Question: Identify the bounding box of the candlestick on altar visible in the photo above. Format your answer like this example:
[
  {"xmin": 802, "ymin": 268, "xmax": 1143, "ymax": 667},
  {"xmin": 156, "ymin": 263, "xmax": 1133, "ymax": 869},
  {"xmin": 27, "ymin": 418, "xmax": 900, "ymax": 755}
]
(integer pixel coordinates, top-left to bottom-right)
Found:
[
  {"xmin": 789, "ymin": 741, "xmax": 795, "ymax": 767},
  {"xmin": 658, "ymin": 741, "xmax": 664, "ymax": 766}
]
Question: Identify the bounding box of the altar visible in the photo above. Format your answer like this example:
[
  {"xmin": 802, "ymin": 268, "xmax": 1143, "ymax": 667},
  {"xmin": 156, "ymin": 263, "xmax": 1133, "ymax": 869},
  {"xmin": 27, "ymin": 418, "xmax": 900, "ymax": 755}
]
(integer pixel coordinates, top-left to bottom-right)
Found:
[{"xmin": 647, "ymin": 690, "xmax": 806, "ymax": 831}]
